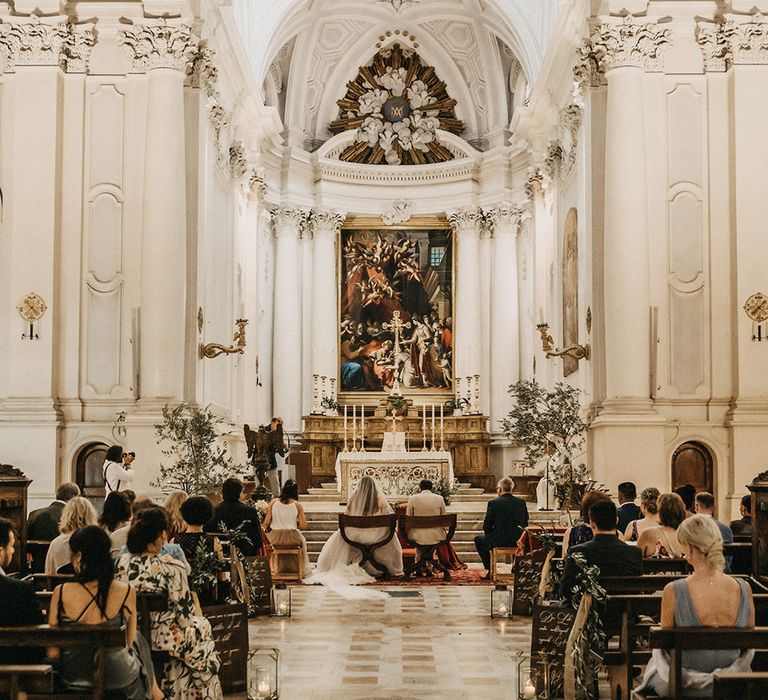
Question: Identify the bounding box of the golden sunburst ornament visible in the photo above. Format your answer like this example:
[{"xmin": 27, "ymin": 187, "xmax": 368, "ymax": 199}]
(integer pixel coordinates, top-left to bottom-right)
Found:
[{"xmin": 329, "ymin": 43, "xmax": 463, "ymax": 165}]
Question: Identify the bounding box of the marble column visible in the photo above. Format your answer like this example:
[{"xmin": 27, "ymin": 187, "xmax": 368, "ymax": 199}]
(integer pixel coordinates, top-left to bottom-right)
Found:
[
  {"xmin": 448, "ymin": 208, "xmax": 484, "ymax": 389},
  {"xmin": 598, "ymin": 21, "xmax": 670, "ymax": 409},
  {"xmin": 121, "ymin": 24, "xmax": 195, "ymax": 404},
  {"xmin": 310, "ymin": 210, "xmax": 345, "ymax": 394},
  {"xmin": 272, "ymin": 206, "xmax": 307, "ymax": 432},
  {"xmin": 486, "ymin": 204, "xmax": 522, "ymax": 429}
]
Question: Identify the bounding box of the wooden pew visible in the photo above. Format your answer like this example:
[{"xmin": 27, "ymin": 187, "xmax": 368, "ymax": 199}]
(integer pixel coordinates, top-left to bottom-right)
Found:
[
  {"xmin": 647, "ymin": 626, "xmax": 768, "ymax": 699},
  {"xmin": 712, "ymin": 672, "xmax": 768, "ymax": 698},
  {"xmin": 605, "ymin": 592, "xmax": 768, "ymax": 700},
  {"xmin": 0, "ymin": 622, "xmax": 125, "ymax": 699}
]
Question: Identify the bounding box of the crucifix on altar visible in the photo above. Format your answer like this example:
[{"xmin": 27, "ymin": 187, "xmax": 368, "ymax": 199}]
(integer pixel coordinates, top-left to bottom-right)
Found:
[{"xmin": 382, "ymin": 310, "xmax": 411, "ymax": 396}]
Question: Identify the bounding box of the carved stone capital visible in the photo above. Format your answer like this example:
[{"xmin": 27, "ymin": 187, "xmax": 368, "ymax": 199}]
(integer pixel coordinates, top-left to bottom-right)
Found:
[
  {"xmin": 208, "ymin": 103, "xmax": 230, "ymax": 148},
  {"xmin": 310, "ymin": 210, "xmax": 345, "ymax": 240},
  {"xmin": 248, "ymin": 168, "xmax": 267, "ymax": 200},
  {"xmin": 447, "ymin": 207, "xmax": 484, "ymax": 237},
  {"xmin": 186, "ymin": 41, "xmax": 219, "ymax": 97},
  {"xmin": 62, "ymin": 23, "xmax": 96, "ymax": 73},
  {"xmin": 229, "ymin": 141, "xmax": 249, "ymax": 182},
  {"xmin": 483, "ymin": 204, "xmax": 522, "ymax": 235},
  {"xmin": 696, "ymin": 21, "xmax": 729, "ymax": 72},
  {"xmin": 590, "ymin": 18, "xmax": 672, "ymax": 72},
  {"xmin": 524, "ymin": 169, "xmax": 545, "ymax": 201},
  {"xmin": 0, "ymin": 16, "xmax": 69, "ymax": 71},
  {"xmin": 273, "ymin": 207, "xmax": 308, "ymax": 237},
  {"xmin": 119, "ymin": 23, "xmax": 196, "ymax": 73},
  {"xmin": 724, "ymin": 12, "xmax": 768, "ymax": 65}
]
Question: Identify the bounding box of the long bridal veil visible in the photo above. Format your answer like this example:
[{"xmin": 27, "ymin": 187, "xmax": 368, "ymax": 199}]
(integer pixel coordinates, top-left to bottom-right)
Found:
[{"xmin": 303, "ymin": 476, "xmax": 402, "ymax": 598}]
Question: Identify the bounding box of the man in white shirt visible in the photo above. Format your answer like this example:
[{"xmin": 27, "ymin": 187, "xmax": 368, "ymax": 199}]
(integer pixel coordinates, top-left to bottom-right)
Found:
[
  {"xmin": 406, "ymin": 479, "xmax": 447, "ymax": 552},
  {"xmin": 103, "ymin": 444, "xmax": 135, "ymax": 493}
]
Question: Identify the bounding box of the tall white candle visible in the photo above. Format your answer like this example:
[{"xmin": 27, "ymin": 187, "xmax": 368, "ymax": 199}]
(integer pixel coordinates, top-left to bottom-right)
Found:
[
  {"xmin": 422, "ymin": 404, "xmax": 427, "ymax": 433},
  {"xmin": 440, "ymin": 404, "xmax": 444, "ymax": 439},
  {"xmin": 352, "ymin": 404, "xmax": 357, "ymax": 449},
  {"xmin": 344, "ymin": 405, "xmax": 348, "ymax": 449},
  {"xmin": 432, "ymin": 404, "xmax": 435, "ymax": 433},
  {"xmin": 361, "ymin": 405, "xmax": 365, "ymax": 433}
]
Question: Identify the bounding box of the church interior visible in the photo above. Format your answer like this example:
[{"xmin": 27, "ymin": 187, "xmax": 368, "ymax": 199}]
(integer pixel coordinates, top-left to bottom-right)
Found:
[{"xmin": 2, "ymin": 0, "xmax": 768, "ymax": 697}]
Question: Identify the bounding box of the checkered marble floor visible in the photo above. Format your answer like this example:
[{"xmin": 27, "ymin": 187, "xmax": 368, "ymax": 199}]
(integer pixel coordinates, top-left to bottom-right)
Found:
[{"xmin": 247, "ymin": 585, "xmax": 531, "ymax": 700}]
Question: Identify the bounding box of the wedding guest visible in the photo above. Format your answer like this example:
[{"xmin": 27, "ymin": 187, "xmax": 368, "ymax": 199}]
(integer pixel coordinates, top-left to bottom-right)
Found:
[
  {"xmin": 674, "ymin": 483, "xmax": 696, "ymax": 517},
  {"xmin": 616, "ymin": 481, "xmax": 642, "ymax": 532},
  {"xmin": 0, "ymin": 518, "xmax": 45, "ymax": 664},
  {"xmin": 49, "ymin": 526, "xmax": 160, "ymax": 699},
  {"xmin": 695, "ymin": 491, "xmax": 733, "ymax": 573},
  {"xmin": 103, "ymin": 444, "xmax": 134, "ymax": 494},
  {"xmin": 264, "ymin": 480, "xmax": 311, "ymax": 575},
  {"xmin": 27, "ymin": 482, "xmax": 80, "ymax": 572},
  {"xmin": 45, "ymin": 496, "xmax": 98, "ymax": 574},
  {"xmin": 730, "ymin": 495, "xmax": 752, "ymax": 536},
  {"xmin": 205, "ymin": 478, "xmax": 263, "ymax": 556},
  {"xmin": 115, "ymin": 507, "xmax": 223, "ymax": 699},
  {"xmin": 173, "ymin": 496, "xmax": 226, "ymax": 604},
  {"xmin": 622, "ymin": 487, "xmax": 660, "ymax": 542},
  {"xmin": 115, "ymin": 500, "xmax": 190, "ymax": 571},
  {"xmin": 100, "ymin": 491, "xmax": 132, "ymax": 534},
  {"xmin": 637, "ymin": 493, "xmax": 687, "ymax": 558},
  {"xmin": 475, "ymin": 478, "xmax": 528, "ymax": 578},
  {"xmin": 560, "ymin": 499, "xmax": 642, "ymax": 595},
  {"xmin": 163, "ymin": 490, "xmax": 188, "ymax": 541},
  {"xmin": 637, "ymin": 515, "xmax": 755, "ymax": 696},
  {"xmin": 562, "ymin": 490, "xmax": 611, "ymax": 556}
]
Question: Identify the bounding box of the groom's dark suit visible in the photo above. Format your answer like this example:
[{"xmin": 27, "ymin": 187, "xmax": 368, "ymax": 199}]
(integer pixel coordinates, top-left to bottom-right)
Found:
[{"xmin": 474, "ymin": 492, "xmax": 529, "ymax": 570}]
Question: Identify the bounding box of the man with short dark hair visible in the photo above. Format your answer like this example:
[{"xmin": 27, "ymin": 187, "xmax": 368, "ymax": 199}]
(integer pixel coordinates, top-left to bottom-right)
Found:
[
  {"xmin": 559, "ymin": 500, "xmax": 642, "ymax": 601},
  {"xmin": 616, "ymin": 481, "xmax": 641, "ymax": 532},
  {"xmin": 406, "ymin": 479, "xmax": 447, "ymax": 555},
  {"xmin": 474, "ymin": 477, "xmax": 528, "ymax": 578},
  {"xmin": 695, "ymin": 491, "xmax": 733, "ymax": 572},
  {"xmin": 26, "ymin": 482, "xmax": 81, "ymax": 572},
  {"xmin": 730, "ymin": 495, "xmax": 752, "ymax": 536},
  {"xmin": 0, "ymin": 518, "xmax": 45, "ymax": 663},
  {"xmin": 205, "ymin": 477, "xmax": 263, "ymax": 556}
]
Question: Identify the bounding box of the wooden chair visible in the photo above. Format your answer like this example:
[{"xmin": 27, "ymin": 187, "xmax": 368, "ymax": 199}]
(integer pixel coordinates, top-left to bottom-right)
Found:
[
  {"xmin": 646, "ymin": 626, "xmax": 768, "ymax": 699},
  {"xmin": 490, "ymin": 547, "xmax": 518, "ymax": 585},
  {"xmin": 270, "ymin": 544, "xmax": 305, "ymax": 582},
  {"xmin": 338, "ymin": 513, "xmax": 398, "ymax": 579},
  {"xmin": 399, "ymin": 514, "xmax": 457, "ymax": 581},
  {"xmin": 0, "ymin": 622, "xmax": 125, "ymax": 699}
]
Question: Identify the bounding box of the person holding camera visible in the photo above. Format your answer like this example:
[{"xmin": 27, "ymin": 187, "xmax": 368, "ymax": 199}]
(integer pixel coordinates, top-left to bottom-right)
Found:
[{"xmin": 103, "ymin": 445, "xmax": 135, "ymax": 493}]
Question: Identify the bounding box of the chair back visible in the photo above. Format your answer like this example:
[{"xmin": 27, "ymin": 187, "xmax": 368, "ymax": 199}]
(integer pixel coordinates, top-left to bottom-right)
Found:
[
  {"xmin": 400, "ymin": 514, "xmax": 457, "ymax": 545},
  {"xmin": 338, "ymin": 514, "xmax": 397, "ymax": 547}
]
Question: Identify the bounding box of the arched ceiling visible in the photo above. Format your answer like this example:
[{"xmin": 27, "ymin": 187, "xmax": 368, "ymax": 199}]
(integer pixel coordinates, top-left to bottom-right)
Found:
[{"xmin": 231, "ymin": 0, "xmax": 561, "ymax": 152}]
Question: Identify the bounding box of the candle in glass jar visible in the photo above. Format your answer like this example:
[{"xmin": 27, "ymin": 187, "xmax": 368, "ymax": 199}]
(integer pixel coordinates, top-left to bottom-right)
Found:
[
  {"xmin": 522, "ymin": 679, "xmax": 536, "ymax": 699},
  {"xmin": 257, "ymin": 679, "xmax": 271, "ymax": 698},
  {"xmin": 278, "ymin": 601, "xmax": 289, "ymax": 615},
  {"xmin": 498, "ymin": 602, "xmax": 508, "ymax": 616}
]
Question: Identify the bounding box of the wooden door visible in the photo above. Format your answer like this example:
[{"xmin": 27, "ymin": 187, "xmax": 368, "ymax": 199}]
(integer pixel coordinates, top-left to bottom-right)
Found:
[
  {"xmin": 75, "ymin": 442, "xmax": 107, "ymax": 511},
  {"xmin": 671, "ymin": 441, "xmax": 714, "ymax": 495}
]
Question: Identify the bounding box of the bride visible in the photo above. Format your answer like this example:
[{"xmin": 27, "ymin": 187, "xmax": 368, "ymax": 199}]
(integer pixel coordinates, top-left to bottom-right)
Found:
[{"xmin": 305, "ymin": 476, "xmax": 403, "ymax": 589}]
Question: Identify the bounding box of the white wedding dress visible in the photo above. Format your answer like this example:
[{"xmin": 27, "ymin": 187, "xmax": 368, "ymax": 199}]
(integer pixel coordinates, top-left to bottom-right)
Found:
[{"xmin": 304, "ymin": 476, "xmax": 403, "ymax": 598}]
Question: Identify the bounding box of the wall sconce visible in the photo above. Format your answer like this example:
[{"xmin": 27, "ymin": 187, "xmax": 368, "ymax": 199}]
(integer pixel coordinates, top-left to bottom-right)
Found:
[
  {"xmin": 744, "ymin": 292, "xmax": 768, "ymax": 341},
  {"xmin": 536, "ymin": 322, "xmax": 590, "ymax": 362},
  {"xmin": 17, "ymin": 292, "xmax": 46, "ymax": 340},
  {"xmin": 200, "ymin": 319, "xmax": 248, "ymax": 359}
]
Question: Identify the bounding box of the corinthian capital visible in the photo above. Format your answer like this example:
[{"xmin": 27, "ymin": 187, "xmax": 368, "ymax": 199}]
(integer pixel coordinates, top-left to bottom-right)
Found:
[
  {"xmin": 447, "ymin": 207, "xmax": 484, "ymax": 237},
  {"xmin": 483, "ymin": 203, "xmax": 524, "ymax": 235},
  {"xmin": 62, "ymin": 23, "xmax": 97, "ymax": 73},
  {"xmin": 0, "ymin": 16, "xmax": 69, "ymax": 71},
  {"xmin": 310, "ymin": 210, "xmax": 346, "ymax": 240},
  {"xmin": 724, "ymin": 12, "xmax": 768, "ymax": 65},
  {"xmin": 273, "ymin": 206, "xmax": 308, "ymax": 237},
  {"xmin": 119, "ymin": 23, "xmax": 196, "ymax": 73},
  {"xmin": 186, "ymin": 42, "xmax": 219, "ymax": 98},
  {"xmin": 591, "ymin": 18, "xmax": 672, "ymax": 72},
  {"xmin": 696, "ymin": 21, "xmax": 729, "ymax": 72}
]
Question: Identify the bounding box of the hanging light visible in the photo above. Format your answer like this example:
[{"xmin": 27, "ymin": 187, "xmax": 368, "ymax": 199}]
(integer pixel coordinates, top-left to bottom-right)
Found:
[
  {"xmin": 248, "ymin": 648, "xmax": 279, "ymax": 699},
  {"xmin": 490, "ymin": 584, "xmax": 512, "ymax": 618},
  {"xmin": 270, "ymin": 585, "xmax": 292, "ymax": 617}
]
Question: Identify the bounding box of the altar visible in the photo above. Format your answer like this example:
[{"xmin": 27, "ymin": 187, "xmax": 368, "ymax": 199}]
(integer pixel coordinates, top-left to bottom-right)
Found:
[{"xmin": 335, "ymin": 450, "xmax": 454, "ymax": 501}]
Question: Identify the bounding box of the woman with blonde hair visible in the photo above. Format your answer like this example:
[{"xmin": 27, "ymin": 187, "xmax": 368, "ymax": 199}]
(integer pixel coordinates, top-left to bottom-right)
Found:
[
  {"xmin": 637, "ymin": 514, "xmax": 755, "ymax": 696},
  {"xmin": 45, "ymin": 496, "xmax": 98, "ymax": 574},
  {"xmin": 637, "ymin": 492, "xmax": 687, "ymax": 558},
  {"xmin": 163, "ymin": 490, "xmax": 188, "ymax": 541},
  {"xmin": 622, "ymin": 487, "xmax": 660, "ymax": 542}
]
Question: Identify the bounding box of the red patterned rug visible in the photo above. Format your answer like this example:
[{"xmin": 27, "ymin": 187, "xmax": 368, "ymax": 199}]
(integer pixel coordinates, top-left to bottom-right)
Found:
[{"xmin": 360, "ymin": 567, "xmax": 492, "ymax": 586}]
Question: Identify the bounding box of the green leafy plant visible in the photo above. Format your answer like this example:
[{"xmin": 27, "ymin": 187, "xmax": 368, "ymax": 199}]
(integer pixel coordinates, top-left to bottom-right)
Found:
[
  {"xmin": 385, "ymin": 395, "xmax": 408, "ymax": 416},
  {"xmin": 216, "ymin": 521, "xmax": 255, "ymax": 550},
  {"xmin": 152, "ymin": 403, "xmax": 239, "ymax": 495},
  {"xmin": 442, "ymin": 397, "xmax": 469, "ymax": 415},
  {"xmin": 320, "ymin": 396, "xmax": 339, "ymax": 412},
  {"xmin": 186, "ymin": 537, "xmax": 227, "ymax": 595},
  {"xmin": 434, "ymin": 477, "xmax": 458, "ymax": 505},
  {"xmin": 502, "ymin": 380, "xmax": 587, "ymax": 509}
]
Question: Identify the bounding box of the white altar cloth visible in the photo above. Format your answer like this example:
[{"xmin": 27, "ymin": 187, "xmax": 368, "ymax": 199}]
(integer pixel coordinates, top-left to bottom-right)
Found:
[{"xmin": 335, "ymin": 451, "xmax": 454, "ymax": 501}]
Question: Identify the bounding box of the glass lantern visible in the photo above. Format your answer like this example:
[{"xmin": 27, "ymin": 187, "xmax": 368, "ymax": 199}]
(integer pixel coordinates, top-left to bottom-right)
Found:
[
  {"xmin": 270, "ymin": 585, "xmax": 292, "ymax": 617},
  {"xmin": 515, "ymin": 651, "xmax": 551, "ymax": 700},
  {"xmin": 248, "ymin": 648, "xmax": 279, "ymax": 699},
  {"xmin": 490, "ymin": 585, "xmax": 512, "ymax": 618}
]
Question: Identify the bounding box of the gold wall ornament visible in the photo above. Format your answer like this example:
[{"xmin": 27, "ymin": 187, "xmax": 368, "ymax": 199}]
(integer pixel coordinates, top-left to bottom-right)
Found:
[
  {"xmin": 536, "ymin": 322, "xmax": 590, "ymax": 362},
  {"xmin": 199, "ymin": 319, "xmax": 248, "ymax": 359},
  {"xmin": 197, "ymin": 307, "xmax": 204, "ymax": 333},
  {"xmin": 744, "ymin": 292, "xmax": 768, "ymax": 342},
  {"xmin": 17, "ymin": 292, "xmax": 47, "ymax": 340},
  {"xmin": 328, "ymin": 43, "xmax": 463, "ymax": 166}
]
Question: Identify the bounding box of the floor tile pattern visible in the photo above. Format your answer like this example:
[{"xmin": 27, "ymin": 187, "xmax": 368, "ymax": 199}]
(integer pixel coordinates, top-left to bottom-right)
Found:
[{"xmin": 248, "ymin": 585, "xmax": 531, "ymax": 700}]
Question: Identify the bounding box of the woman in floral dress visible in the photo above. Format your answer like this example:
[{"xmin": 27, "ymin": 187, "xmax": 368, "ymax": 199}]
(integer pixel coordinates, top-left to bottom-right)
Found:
[{"xmin": 115, "ymin": 506, "xmax": 222, "ymax": 700}]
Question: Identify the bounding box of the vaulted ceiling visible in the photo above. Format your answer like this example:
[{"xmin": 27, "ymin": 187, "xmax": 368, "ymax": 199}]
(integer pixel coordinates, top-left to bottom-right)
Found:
[{"xmin": 231, "ymin": 0, "xmax": 560, "ymax": 152}]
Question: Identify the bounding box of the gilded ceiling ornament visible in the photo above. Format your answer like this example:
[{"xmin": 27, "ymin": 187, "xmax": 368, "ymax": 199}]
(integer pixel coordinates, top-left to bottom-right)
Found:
[
  {"xmin": 377, "ymin": 0, "xmax": 419, "ymax": 11},
  {"xmin": 16, "ymin": 292, "xmax": 47, "ymax": 323},
  {"xmin": 329, "ymin": 43, "xmax": 463, "ymax": 165}
]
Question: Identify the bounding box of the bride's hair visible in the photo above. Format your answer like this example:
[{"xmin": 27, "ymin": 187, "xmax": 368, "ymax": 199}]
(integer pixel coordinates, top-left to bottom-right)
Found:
[{"xmin": 347, "ymin": 476, "xmax": 388, "ymax": 516}]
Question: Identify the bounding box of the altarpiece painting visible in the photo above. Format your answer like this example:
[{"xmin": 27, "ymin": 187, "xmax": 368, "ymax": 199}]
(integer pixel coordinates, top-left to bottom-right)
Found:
[{"xmin": 340, "ymin": 224, "xmax": 453, "ymax": 392}]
